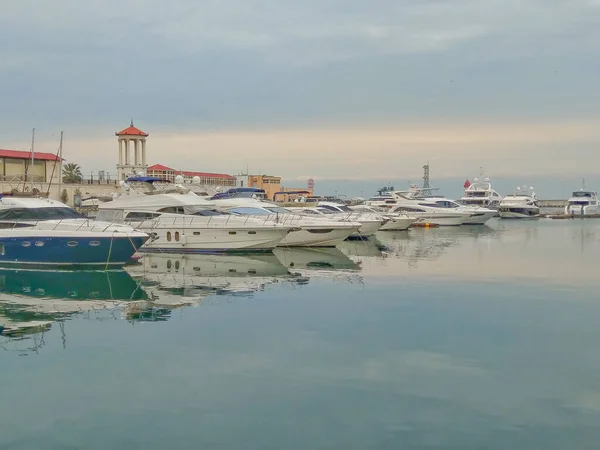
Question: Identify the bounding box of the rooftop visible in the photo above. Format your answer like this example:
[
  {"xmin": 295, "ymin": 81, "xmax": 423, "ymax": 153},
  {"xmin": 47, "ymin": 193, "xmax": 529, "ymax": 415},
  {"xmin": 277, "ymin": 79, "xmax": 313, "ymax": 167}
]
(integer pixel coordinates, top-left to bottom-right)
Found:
[
  {"xmin": 115, "ymin": 120, "xmax": 148, "ymax": 137},
  {"xmin": 0, "ymin": 149, "xmax": 60, "ymax": 161}
]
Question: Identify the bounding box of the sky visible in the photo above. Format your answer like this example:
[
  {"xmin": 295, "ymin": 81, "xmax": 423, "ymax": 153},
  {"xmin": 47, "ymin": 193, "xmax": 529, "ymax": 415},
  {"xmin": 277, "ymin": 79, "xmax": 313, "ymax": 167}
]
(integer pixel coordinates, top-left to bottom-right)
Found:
[{"xmin": 1, "ymin": 0, "xmax": 600, "ymax": 197}]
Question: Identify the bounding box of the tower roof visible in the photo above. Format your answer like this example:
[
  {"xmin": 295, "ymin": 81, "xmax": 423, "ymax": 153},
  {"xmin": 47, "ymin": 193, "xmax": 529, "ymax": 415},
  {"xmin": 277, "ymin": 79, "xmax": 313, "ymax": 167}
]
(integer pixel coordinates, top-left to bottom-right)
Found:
[{"xmin": 116, "ymin": 120, "xmax": 148, "ymax": 137}]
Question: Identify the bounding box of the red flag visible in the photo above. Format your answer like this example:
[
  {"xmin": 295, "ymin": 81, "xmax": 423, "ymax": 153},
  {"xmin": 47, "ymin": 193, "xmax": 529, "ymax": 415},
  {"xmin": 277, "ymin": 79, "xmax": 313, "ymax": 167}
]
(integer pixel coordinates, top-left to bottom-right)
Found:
[{"xmin": 464, "ymin": 179, "xmax": 471, "ymax": 188}]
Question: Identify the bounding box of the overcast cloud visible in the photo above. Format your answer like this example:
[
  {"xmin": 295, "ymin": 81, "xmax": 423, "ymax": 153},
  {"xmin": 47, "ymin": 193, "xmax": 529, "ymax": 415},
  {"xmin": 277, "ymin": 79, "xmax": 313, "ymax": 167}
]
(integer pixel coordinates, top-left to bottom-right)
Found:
[{"xmin": 1, "ymin": 0, "xmax": 599, "ymax": 185}]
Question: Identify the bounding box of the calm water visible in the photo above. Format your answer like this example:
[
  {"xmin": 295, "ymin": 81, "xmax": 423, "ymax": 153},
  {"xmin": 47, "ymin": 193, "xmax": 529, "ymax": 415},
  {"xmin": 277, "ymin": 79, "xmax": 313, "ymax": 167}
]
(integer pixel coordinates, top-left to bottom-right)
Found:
[{"xmin": 2, "ymin": 219, "xmax": 600, "ymax": 449}]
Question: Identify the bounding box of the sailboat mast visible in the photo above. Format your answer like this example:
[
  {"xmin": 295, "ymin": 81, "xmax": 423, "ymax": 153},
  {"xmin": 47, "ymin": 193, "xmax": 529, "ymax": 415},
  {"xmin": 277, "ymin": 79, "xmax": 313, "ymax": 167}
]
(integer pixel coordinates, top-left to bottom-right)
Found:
[
  {"xmin": 30, "ymin": 128, "xmax": 35, "ymax": 190},
  {"xmin": 57, "ymin": 131, "xmax": 64, "ymax": 198}
]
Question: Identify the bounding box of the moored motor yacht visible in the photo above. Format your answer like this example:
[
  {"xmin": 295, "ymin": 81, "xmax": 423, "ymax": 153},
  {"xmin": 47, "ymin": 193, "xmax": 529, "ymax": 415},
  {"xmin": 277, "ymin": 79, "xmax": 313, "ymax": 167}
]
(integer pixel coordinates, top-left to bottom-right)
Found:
[
  {"xmin": 349, "ymin": 205, "xmax": 416, "ymax": 230},
  {"xmin": 96, "ymin": 180, "xmax": 295, "ymax": 253},
  {"xmin": 0, "ymin": 196, "xmax": 148, "ymax": 267},
  {"xmin": 211, "ymin": 198, "xmax": 360, "ymax": 247},
  {"xmin": 498, "ymin": 186, "xmax": 540, "ymax": 219},
  {"xmin": 399, "ymin": 185, "xmax": 496, "ymax": 225},
  {"xmin": 565, "ymin": 189, "xmax": 600, "ymax": 216},
  {"xmin": 459, "ymin": 176, "xmax": 503, "ymax": 212},
  {"xmin": 293, "ymin": 202, "xmax": 384, "ymax": 237}
]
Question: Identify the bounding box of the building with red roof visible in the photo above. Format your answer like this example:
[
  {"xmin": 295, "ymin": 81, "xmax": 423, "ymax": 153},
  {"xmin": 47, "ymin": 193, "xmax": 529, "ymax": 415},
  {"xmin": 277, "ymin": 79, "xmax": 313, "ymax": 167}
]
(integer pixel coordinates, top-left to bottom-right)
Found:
[
  {"xmin": 0, "ymin": 148, "xmax": 61, "ymax": 183},
  {"xmin": 147, "ymin": 163, "xmax": 235, "ymax": 186}
]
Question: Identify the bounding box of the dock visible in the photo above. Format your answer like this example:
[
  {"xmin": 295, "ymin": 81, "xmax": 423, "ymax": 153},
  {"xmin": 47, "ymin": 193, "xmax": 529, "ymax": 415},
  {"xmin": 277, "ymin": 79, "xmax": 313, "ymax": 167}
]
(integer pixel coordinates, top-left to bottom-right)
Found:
[{"xmin": 546, "ymin": 214, "xmax": 600, "ymax": 219}]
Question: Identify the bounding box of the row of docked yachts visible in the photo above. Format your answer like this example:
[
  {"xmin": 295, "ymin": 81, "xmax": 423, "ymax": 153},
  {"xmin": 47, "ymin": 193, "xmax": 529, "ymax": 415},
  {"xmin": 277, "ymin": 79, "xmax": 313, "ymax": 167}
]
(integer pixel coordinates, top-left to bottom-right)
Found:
[
  {"xmin": 366, "ymin": 178, "xmax": 545, "ymax": 221},
  {"xmin": 0, "ymin": 177, "xmax": 417, "ymax": 268}
]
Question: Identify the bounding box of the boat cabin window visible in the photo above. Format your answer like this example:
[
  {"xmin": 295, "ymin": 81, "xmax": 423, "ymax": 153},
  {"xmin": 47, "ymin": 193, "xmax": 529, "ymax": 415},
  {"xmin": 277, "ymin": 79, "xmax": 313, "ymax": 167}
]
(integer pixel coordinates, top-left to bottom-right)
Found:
[
  {"xmin": 265, "ymin": 206, "xmax": 291, "ymax": 214},
  {"xmin": 392, "ymin": 207, "xmax": 425, "ymax": 213},
  {"xmin": 158, "ymin": 206, "xmax": 186, "ymax": 214},
  {"xmin": 0, "ymin": 207, "xmax": 85, "ymax": 221},
  {"xmin": 569, "ymin": 200, "xmax": 590, "ymax": 206},
  {"xmin": 318, "ymin": 205, "xmax": 342, "ymax": 212},
  {"xmin": 192, "ymin": 209, "xmax": 229, "ymax": 216},
  {"xmin": 462, "ymin": 199, "xmax": 486, "ymax": 205},
  {"xmin": 228, "ymin": 207, "xmax": 271, "ymax": 215},
  {"xmin": 466, "ymin": 191, "xmax": 487, "ymax": 197},
  {"xmin": 96, "ymin": 209, "xmax": 124, "ymax": 222},
  {"xmin": 572, "ymin": 191, "xmax": 594, "ymax": 198},
  {"xmin": 125, "ymin": 212, "xmax": 161, "ymax": 220},
  {"xmin": 315, "ymin": 208, "xmax": 335, "ymax": 214}
]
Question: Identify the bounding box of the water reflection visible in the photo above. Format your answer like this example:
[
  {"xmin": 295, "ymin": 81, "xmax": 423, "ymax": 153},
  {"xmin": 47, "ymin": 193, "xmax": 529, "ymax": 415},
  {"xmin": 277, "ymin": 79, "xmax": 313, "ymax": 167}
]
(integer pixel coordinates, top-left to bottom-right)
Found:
[
  {"xmin": 352, "ymin": 220, "xmax": 600, "ymax": 283},
  {"xmin": 0, "ymin": 269, "xmax": 146, "ymax": 338},
  {"xmin": 0, "ymin": 249, "xmax": 364, "ymax": 353}
]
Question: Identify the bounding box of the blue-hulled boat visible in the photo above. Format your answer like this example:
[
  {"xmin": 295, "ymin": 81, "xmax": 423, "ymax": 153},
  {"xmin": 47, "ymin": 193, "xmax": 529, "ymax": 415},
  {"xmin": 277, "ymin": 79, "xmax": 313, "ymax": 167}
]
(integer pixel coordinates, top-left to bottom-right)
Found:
[{"xmin": 0, "ymin": 196, "xmax": 148, "ymax": 268}]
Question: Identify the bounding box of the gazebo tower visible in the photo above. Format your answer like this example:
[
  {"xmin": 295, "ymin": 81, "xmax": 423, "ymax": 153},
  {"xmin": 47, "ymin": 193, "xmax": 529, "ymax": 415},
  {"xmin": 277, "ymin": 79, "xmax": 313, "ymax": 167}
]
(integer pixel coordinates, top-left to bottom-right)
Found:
[{"xmin": 116, "ymin": 120, "xmax": 149, "ymax": 180}]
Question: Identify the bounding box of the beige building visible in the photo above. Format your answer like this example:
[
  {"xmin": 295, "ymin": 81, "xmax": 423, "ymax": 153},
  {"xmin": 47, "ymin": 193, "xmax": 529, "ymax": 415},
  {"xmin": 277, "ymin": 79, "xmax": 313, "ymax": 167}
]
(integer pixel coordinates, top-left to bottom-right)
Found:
[
  {"xmin": 0, "ymin": 149, "xmax": 61, "ymax": 184},
  {"xmin": 147, "ymin": 164, "xmax": 235, "ymax": 186}
]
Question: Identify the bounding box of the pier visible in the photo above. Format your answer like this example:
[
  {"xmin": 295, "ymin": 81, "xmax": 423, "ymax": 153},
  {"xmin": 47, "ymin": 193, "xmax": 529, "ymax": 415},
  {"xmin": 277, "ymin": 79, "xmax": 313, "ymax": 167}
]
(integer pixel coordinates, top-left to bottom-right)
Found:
[{"xmin": 538, "ymin": 200, "xmax": 568, "ymax": 208}]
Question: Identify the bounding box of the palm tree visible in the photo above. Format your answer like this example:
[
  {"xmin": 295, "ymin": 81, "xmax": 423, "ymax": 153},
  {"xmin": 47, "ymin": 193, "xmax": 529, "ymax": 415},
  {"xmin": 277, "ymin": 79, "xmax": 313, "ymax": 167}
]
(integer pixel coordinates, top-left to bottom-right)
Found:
[{"xmin": 62, "ymin": 163, "xmax": 83, "ymax": 184}]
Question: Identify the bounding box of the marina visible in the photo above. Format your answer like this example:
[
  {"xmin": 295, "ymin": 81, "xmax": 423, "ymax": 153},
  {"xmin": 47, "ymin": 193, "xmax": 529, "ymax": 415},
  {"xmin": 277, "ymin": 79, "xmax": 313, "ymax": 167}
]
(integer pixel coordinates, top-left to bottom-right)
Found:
[
  {"xmin": 2, "ymin": 0, "xmax": 600, "ymax": 445},
  {"xmin": 2, "ymin": 219, "xmax": 600, "ymax": 449}
]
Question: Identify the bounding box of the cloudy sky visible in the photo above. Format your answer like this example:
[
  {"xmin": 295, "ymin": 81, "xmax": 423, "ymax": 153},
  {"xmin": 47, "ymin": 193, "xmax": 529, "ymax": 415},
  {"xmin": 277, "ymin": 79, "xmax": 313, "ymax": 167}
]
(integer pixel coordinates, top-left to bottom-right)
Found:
[{"xmin": 1, "ymin": 0, "xmax": 599, "ymax": 195}]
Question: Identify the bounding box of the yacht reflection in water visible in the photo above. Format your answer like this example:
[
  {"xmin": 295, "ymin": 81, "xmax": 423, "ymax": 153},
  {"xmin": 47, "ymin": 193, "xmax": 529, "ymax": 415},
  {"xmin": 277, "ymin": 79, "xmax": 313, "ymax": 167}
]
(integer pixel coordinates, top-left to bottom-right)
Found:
[
  {"xmin": 126, "ymin": 253, "xmax": 303, "ymax": 304},
  {"xmin": 374, "ymin": 226, "xmax": 497, "ymax": 267},
  {"xmin": 0, "ymin": 269, "xmax": 147, "ymax": 352},
  {"xmin": 0, "ymin": 249, "xmax": 369, "ymax": 353}
]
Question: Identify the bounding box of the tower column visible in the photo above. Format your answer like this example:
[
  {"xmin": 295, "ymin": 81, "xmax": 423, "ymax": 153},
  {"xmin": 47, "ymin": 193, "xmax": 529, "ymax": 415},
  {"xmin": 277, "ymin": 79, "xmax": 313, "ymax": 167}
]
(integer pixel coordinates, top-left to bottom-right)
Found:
[
  {"xmin": 125, "ymin": 139, "xmax": 130, "ymax": 165},
  {"xmin": 142, "ymin": 139, "xmax": 147, "ymax": 167},
  {"xmin": 134, "ymin": 139, "xmax": 139, "ymax": 166}
]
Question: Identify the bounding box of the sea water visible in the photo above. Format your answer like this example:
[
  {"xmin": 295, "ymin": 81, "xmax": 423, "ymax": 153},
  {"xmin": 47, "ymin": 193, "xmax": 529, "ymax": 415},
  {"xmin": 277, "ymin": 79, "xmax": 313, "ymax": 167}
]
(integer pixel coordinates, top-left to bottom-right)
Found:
[{"xmin": 1, "ymin": 218, "xmax": 600, "ymax": 449}]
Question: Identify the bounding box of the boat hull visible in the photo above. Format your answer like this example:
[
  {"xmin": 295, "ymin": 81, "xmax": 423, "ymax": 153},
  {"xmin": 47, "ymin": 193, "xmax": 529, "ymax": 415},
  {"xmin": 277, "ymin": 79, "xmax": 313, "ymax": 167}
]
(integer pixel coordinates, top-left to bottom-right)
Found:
[
  {"xmin": 351, "ymin": 220, "xmax": 382, "ymax": 237},
  {"xmin": 379, "ymin": 217, "xmax": 415, "ymax": 231},
  {"xmin": 565, "ymin": 205, "xmax": 600, "ymax": 216},
  {"xmin": 461, "ymin": 211, "xmax": 496, "ymax": 225},
  {"xmin": 278, "ymin": 227, "xmax": 356, "ymax": 247},
  {"xmin": 498, "ymin": 207, "xmax": 540, "ymax": 219},
  {"xmin": 135, "ymin": 226, "xmax": 289, "ymax": 253},
  {"xmin": 0, "ymin": 232, "xmax": 148, "ymax": 267},
  {"xmin": 410, "ymin": 214, "xmax": 466, "ymax": 226}
]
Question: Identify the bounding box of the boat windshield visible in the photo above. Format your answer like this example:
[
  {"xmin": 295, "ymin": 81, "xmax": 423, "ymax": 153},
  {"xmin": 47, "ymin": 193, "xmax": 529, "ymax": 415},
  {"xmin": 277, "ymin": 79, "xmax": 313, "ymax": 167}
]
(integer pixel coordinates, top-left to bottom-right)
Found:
[
  {"xmin": 319, "ymin": 204, "xmax": 353, "ymax": 212},
  {"xmin": 192, "ymin": 209, "xmax": 230, "ymax": 216},
  {"xmin": 264, "ymin": 206, "xmax": 291, "ymax": 214},
  {"xmin": 572, "ymin": 191, "xmax": 594, "ymax": 198},
  {"xmin": 461, "ymin": 199, "xmax": 486, "ymax": 205},
  {"xmin": 0, "ymin": 207, "xmax": 85, "ymax": 221},
  {"xmin": 465, "ymin": 191, "xmax": 488, "ymax": 197},
  {"xmin": 228, "ymin": 207, "xmax": 271, "ymax": 215}
]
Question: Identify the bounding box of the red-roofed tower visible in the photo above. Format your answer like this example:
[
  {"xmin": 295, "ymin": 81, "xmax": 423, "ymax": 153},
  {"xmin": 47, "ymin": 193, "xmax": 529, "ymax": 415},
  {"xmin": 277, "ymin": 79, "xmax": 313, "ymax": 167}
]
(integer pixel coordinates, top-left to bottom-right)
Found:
[{"xmin": 116, "ymin": 119, "xmax": 149, "ymax": 180}]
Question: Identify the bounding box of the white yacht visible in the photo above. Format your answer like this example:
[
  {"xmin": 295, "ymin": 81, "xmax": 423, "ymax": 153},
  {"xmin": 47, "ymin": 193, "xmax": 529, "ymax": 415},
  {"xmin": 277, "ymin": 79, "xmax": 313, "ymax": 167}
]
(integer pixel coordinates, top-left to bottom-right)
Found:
[
  {"xmin": 96, "ymin": 181, "xmax": 295, "ymax": 253},
  {"xmin": 459, "ymin": 177, "xmax": 503, "ymax": 211},
  {"xmin": 383, "ymin": 187, "xmax": 490, "ymax": 226},
  {"xmin": 349, "ymin": 205, "xmax": 416, "ymax": 230},
  {"xmin": 498, "ymin": 186, "xmax": 540, "ymax": 219},
  {"xmin": 288, "ymin": 202, "xmax": 384, "ymax": 237},
  {"xmin": 405, "ymin": 186, "xmax": 496, "ymax": 225},
  {"xmin": 211, "ymin": 198, "xmax": 360, "ymax": 247},
  {"xmin": 564, "ymin": 189, "xmax": 600, "ymax": 216},
  {"xmin": 0, "ymin": 196, "xmax": 148, "ymax": 267}
]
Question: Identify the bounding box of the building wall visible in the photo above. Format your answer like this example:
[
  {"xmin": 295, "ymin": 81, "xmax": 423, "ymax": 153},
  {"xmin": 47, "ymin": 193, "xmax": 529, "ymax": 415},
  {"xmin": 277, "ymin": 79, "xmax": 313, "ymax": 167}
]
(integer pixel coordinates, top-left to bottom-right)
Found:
[
  {"xmin": 147, "ymin": 168, "xmax": 235, "ymax": 186},
  {"xmin": 0, "ymin": 158, "xmax": 59, "ymax": 183},
  {"xmin": 248, "ymin": 175, "xmax": 281, "ymax": 200}
]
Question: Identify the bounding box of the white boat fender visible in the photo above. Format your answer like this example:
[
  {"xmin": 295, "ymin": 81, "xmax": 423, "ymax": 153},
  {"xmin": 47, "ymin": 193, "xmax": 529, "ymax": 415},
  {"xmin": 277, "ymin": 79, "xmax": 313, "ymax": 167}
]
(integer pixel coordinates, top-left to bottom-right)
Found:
[{"xmin": 180, "ymin": 233, "xmax": 187, "ymax": 246}]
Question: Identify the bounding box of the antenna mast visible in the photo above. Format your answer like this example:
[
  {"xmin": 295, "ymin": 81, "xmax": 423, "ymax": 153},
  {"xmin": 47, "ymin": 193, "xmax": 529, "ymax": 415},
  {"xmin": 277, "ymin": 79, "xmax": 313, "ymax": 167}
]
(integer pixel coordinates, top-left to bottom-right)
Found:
[{"xmin": 422, "ymin": 164, "xmax": 430, "ymax": 189}]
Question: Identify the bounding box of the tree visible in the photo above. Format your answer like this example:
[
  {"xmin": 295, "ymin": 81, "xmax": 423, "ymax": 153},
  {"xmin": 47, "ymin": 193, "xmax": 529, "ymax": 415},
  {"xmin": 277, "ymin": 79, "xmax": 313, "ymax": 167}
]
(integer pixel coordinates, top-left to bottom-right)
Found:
[
  {"xmin": 62, "ymin": 163, "xmax": 83, "ymax": 183},
  {"xmin": 60, "ymin": 189, "xmax": 68, "ymax": 203}
]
